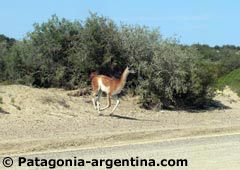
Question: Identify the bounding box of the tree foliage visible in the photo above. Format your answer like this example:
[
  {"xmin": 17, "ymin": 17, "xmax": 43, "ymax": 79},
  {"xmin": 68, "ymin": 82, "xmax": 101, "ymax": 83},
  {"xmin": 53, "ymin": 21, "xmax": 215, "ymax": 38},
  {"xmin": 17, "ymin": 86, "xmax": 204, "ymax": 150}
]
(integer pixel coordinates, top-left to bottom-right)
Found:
[{"xmin": 0, "ymin": 34, "xmax": 16, "ymax": 81}]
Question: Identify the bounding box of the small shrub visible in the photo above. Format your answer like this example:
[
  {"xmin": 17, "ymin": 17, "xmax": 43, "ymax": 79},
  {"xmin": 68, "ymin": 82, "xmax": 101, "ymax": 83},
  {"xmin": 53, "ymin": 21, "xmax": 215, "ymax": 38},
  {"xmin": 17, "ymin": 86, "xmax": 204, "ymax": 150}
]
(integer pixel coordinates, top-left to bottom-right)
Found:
[
  {"xmin": 41, "ymin": 96, "xmax": 70, "ymax": 108},
  {"xmin": 121, "ymin": 26, "xmax": 216, "ymax": 109},
  {"xmin": 0, "ymin": 96, "xmax": 3, "ymax": 104},
  {"xmin": 11, "ymin": 98, "xmax": 15, "ymax": 104}
]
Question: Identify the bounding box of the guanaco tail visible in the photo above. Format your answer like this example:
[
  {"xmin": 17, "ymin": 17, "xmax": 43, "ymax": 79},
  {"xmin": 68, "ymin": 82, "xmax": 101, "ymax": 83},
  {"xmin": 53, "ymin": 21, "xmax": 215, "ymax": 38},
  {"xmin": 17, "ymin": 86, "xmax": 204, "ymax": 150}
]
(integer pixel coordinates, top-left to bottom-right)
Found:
[{"xmin": 90, "ymin": 66, "xmax": 135, "ymax": 115}]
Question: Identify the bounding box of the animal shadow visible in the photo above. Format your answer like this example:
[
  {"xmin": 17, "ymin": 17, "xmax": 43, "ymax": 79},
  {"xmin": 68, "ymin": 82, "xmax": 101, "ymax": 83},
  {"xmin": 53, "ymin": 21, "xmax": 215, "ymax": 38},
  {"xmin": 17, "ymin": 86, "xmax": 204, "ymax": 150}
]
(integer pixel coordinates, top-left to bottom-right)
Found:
[
  {"xmin": 99, "ymin": 113, "xmax": 160, "ymax": 122},
  {"xmin": 109, "ymin": 114, "xmax": 139, "ymax": 121}
]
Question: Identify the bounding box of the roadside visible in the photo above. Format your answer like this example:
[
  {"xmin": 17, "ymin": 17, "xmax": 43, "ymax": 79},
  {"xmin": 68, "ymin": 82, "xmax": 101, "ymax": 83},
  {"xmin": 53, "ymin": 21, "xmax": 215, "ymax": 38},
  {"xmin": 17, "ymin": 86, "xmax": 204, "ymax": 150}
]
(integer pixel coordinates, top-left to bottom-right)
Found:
[
  {"xmin": 6, "ymin": 133, "xmax": 240, "ymax": 170},
  {"xmin": 0, "ymin": 85, "xmax": 240, "ymax": 155}
]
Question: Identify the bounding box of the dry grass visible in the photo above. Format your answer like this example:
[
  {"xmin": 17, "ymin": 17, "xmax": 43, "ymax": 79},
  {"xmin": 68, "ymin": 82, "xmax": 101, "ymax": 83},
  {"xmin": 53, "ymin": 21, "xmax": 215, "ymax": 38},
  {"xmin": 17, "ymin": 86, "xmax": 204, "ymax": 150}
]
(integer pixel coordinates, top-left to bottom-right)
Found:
[{"xmin": 41, "ymin": 96, "xmax": 70, "ymax": 108}]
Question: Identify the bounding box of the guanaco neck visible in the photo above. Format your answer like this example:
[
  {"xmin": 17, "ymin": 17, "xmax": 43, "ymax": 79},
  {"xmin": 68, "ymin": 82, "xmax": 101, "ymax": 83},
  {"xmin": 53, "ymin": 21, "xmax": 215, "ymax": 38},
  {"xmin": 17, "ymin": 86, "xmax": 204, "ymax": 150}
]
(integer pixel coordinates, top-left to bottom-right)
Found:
[{"xmin": 118, "ymin": 68, "xmax": 129, "ymax": 89}]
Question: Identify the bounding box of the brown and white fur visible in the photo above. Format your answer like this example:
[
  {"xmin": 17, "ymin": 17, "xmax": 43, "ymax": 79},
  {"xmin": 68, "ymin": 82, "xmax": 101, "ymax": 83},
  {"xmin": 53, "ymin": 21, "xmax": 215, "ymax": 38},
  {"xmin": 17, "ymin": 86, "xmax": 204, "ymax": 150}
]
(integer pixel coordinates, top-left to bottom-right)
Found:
[{"xmin": 90, "ymin": 66, "xmax": 134, "ymax": 115}]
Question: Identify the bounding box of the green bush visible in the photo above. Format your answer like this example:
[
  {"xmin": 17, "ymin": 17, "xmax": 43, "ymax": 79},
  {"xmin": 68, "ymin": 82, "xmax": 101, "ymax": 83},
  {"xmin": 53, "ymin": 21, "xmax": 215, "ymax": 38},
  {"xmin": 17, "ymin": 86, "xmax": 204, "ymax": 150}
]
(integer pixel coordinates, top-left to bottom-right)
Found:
[
  {"xmin": 119, "ymin": 25, "xmax": 216, "ymax": 109},
  {"xmin": 4, "ymin": 14, "xmax": 127, "ymax": 89}
]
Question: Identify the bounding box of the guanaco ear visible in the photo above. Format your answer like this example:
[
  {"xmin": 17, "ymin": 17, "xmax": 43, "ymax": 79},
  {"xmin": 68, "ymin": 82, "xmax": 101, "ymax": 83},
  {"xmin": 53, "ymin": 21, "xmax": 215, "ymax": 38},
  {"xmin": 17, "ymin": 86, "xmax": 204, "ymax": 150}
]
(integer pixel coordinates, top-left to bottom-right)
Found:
[
  {"xmin": 127, "ymin": 64, "xmax": 135, "ymax": 73},
  {"xmin": 127, "ymin": 64, "xmax": 133, "ymax": 69}
]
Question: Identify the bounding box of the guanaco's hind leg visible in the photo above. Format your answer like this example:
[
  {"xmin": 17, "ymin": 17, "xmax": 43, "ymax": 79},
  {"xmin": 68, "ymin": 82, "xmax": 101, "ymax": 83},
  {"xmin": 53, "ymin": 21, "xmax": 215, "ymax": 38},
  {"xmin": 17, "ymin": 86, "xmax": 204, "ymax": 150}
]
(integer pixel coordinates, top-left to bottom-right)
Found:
[
  {"xmin": 91, "ymin": 90, "xmax": 101, "ymax": 112},
  {"xmin": 91, "ymin": 91, "xmax": 97, "ymax": 110},
  {"xmin": 96, "ymin": 91, "xmax": 102, "ymax": 114},
  {"xmin": 100, "ymin": 94, "xmax": 111, "ymax": 111}
]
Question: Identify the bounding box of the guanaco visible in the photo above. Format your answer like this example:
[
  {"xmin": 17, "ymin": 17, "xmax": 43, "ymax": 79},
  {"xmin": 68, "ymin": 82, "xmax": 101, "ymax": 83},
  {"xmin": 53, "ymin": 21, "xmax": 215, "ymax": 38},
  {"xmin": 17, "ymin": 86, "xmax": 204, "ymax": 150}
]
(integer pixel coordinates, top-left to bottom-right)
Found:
[{"xmin": 90, "ymin": 66, "xmax": 135, "ymax": 115}]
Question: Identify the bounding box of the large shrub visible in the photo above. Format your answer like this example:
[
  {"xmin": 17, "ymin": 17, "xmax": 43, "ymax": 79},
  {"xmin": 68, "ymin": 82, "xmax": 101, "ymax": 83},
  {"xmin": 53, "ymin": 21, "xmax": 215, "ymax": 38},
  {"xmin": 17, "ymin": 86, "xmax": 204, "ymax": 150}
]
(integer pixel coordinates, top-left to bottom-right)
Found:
[
  {"xmin": 120, "ymin": 26, "xmax": 215, "ymax": 109},
  {"xmin": 68, "ymin": 13, "xmax": 126, "ymax": 84},
  {"xmin": 5, "ymin": 14, "xmax": 127, "ymax": 88}
]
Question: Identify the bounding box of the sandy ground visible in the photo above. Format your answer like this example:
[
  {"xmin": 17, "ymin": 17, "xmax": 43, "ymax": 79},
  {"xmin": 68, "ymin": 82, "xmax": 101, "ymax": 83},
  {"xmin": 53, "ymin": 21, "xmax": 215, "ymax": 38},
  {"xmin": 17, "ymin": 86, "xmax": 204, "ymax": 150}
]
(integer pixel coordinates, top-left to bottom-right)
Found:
[{"xmin": 0, "ymin": 85, "xmax": 240, "ymax": 155}]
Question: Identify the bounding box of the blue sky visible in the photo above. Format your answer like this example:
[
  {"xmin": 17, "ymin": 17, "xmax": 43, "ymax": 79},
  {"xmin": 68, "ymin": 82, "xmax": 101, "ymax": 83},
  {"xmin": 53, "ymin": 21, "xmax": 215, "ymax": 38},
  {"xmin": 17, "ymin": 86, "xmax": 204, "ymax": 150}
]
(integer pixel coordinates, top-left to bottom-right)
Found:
[{"xmin": 1, "ymin": 0, "xmax": 239, "ymax": 46}]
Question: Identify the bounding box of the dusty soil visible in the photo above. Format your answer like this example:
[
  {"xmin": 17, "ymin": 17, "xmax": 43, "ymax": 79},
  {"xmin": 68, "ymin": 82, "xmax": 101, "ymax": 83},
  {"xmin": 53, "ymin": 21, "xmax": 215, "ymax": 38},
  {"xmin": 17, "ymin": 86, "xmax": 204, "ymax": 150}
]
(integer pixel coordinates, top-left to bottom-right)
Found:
[{"xmin": 0, "ymin": 85, "xmax": 240, "ymax": 155}]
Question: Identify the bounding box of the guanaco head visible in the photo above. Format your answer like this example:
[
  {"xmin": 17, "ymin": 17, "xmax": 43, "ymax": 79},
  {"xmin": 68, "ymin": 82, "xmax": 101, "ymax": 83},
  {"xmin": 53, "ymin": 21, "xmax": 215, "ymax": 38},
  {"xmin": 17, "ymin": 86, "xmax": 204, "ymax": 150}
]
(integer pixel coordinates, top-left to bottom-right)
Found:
[{"xmin": 126, "ymin": 64, "xmax": 135, "ymax": 74}]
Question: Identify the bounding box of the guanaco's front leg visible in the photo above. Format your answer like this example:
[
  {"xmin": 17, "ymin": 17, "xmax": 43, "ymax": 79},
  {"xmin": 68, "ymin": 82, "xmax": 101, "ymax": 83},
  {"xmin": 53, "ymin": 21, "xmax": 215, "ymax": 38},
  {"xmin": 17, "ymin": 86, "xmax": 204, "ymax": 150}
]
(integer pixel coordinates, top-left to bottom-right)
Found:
[
  {"xmin": 100, "ymin": 94, "xmax": 111, "ymax": 111},
  {"xmin": 110, "ymin": 95, "xmax": 119, "ymax": 115}
]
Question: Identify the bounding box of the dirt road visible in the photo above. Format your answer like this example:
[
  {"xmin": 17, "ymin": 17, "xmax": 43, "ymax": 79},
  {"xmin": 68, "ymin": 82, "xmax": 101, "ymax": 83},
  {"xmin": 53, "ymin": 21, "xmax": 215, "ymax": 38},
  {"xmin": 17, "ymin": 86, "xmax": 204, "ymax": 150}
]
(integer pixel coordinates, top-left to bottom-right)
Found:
[{"xmin": 2, "ymin": 133, "xmax": 240, "ymax": 170}]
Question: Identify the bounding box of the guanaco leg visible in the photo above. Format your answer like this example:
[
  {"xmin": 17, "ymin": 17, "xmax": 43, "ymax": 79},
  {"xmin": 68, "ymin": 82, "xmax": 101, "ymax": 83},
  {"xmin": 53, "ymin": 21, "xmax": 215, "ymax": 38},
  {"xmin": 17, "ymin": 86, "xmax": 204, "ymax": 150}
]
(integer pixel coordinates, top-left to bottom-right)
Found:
[
  {"xmin": 92, "ymin": 90, "xmax": 101, "ymax": 113},
  {"xmin": 100, "ymin": 93, "xmax": 111, "ymax": 111},
  {"xmin": 110, "ymin": 95, "xmax": 120, "ymax": 115}
]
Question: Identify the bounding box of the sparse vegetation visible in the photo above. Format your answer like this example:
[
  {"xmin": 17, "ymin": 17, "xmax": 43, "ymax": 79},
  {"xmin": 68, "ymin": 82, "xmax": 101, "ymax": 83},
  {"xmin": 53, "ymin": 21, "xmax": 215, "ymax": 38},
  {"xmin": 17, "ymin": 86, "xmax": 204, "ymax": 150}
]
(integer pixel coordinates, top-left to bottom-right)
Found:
[
  {"xmin": 41, "ymin": 96, "xmax": 70, "ymax": 108},
  {"xmin": 11, "ymin": 98, "xmax": 15, "ymax": 104},
  {"xmin": 193, "ymin": 44, "xmax": 240, "ymax": 79},
  {"xmin": 9, "ymin": 97, "xmax": 21, "ymax": 110},
  {"xmin": 0, "ymin": 96, "xmax": 3, "ymax": 111}
]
